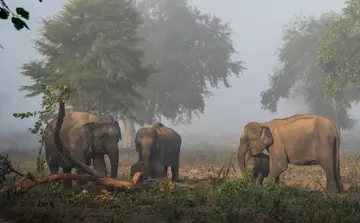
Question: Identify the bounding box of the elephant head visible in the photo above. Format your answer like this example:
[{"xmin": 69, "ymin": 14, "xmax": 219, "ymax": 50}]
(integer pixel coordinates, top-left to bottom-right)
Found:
[
  {"xmin": 134, "ymin": 127, "xmax": 162, "ymax": 179},
  {"xmin": 237, "ymin": 122, "xmax": 273, "ymax": 171},
  {"xmin": 82, "ymin": 120, "xmax": 121, "ymax": 178}
]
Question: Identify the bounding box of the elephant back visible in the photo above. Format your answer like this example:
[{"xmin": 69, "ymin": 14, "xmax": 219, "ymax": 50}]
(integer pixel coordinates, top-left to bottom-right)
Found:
[
  {"xmin": 153, "ymin": 123, "xmax": 181, "ymax": 165},
  {"xmin": 153, "ymin": 123, "xmax": 178, "ymax": 138},
  {"xmin": 66, "ymin": 112, "xmax": 97, "ymax": 121}
]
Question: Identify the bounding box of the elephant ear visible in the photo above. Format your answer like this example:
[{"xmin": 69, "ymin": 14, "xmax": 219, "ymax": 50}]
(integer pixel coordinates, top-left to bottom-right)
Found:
[
  {"xmin": 82, "ymin": 122, "xmax": 95, "ymax": 164},
  {"xmin": 260, "ymin": 126, "xmax": 273, "ymax": 147},
  {"xmin": 114, "ymin": 120, "xmax": 122, "ymax": 141},
  {"xmin": 82, "ymin": 122, "xmax": 94, "ymax": 146},
  {"xmin": 245, "ymin": 122, "xmax": 264, "ymax": 156}
]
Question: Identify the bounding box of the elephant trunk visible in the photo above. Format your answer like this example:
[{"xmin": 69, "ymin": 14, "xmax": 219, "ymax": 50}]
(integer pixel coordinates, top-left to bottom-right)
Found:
[
  {"xmin": 109, "ymin": 149, "xmax": 119, "ymax": 178},
  {"xmin": 141, "ymin": 149, "xmax": 151, "ymax": 179},
  {"xmin": 237, "ymin": 139, "xmax": 249, "ymax": 171}
]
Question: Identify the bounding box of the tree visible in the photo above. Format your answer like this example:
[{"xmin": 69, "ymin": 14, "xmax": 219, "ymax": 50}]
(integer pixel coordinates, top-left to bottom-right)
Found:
[
  {"xmin": 20, "ymin": 0, "xmax": 154, "ymax": 124},
  {"xmin": 260, "ymin": 12, "xmax": 360, "ymax": 136},
  {"xmin": 20, "ymin": 0, "xmax": 244, "ymax": 149},
  {"xmin": 317, "ymin": 0, "xmax": 360, "ymax": 97},
  {"xmin": 316, "ymin": 1, "xmax": 360, "ymax": 152},
  {"xmin": 128, "ymin": 0, "xmax": 244, "ymax": 125},
  {"xmin": 118, "ymin": 0, "xmax": 245, "ymax": 148}
]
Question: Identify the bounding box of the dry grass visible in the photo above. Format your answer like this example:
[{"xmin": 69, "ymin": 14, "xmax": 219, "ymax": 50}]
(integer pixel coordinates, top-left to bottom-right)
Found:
[{"xmin": 1, "ymin": 147, "xmax": 360, "ymax": 222}]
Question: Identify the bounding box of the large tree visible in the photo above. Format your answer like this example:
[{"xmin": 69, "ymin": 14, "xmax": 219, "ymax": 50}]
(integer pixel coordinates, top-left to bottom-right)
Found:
[
  {"xmin": 260, "ymin": 12, "xmax": 360, "ymax": 135},
  {"xmin": 131, "ymin": 0, "xmax": 243, "ymax": 118},
  {"xmin": 20, "ymin": 0, "xmax": 154, "ymax": 121},
  {"xmin": 119, "ymin": 0, "xmax": 245, "ymax": 148},
  {"xmin": 317, "ymin": 0, "xmax": 360, "ymax": 98},
  {"xmin": 20, "ymin": 0, "xmax": 244, "ymax": 149}
]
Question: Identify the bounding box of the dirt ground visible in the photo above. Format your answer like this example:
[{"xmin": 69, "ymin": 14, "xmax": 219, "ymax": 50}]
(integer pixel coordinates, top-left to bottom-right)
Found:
[
  {"xmin": 2, "ymin": 148, "xmax": 360, "ymax": 222},
  {"xmin": 8, "ymin": 148, "xmax": 360, "ymax": 192}
]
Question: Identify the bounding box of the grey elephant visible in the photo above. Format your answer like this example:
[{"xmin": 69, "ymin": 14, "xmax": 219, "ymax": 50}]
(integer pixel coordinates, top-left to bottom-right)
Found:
[
  {"xmin": 243, "ymin": 152, "xmax": 272, "ymax": 186},
  {"xmin": 131, "ymin": 122, "xmax": 181, "ymax": 182},
  {"xmin": 237, "ymin": 114, "xmax": 344, "ymax": 193},
  {"xmin": 44, "ymin": 111, "xmax": 122, "ymax": 189}
]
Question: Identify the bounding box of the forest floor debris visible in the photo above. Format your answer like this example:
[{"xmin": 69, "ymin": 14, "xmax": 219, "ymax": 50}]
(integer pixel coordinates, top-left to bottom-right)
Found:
[{"xmin": 1, "ymin": 148, "xmax": 360, "ymax": 222}]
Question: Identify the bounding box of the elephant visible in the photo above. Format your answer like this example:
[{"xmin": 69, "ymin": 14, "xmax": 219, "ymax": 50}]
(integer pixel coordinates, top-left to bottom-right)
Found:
[
  {"xmin": 131, "ymin": 122, "xmax": 181, "ymax": 182},
  {"xmin": 244, "ymin": 152, "xmax": 272, "ymax": 186},
  {"xmin": 237, "ymin": 114, "xmax": 344, "ymax": 193},
  {"xmin": 44, "ymin": 111, "xmax": 122, "ymax": 189}
]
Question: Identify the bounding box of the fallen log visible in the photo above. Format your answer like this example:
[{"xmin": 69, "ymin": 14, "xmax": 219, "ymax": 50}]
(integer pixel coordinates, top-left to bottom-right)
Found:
[{"xmin": 0, "ymin": 172, "xmax": 143, "ymax": 193}]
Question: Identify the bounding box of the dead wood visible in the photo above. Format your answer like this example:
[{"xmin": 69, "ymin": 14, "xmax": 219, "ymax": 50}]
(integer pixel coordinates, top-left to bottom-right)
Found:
[{"xmin": 0, "ymin": 172, "xmax": 143, "ymax": 193}]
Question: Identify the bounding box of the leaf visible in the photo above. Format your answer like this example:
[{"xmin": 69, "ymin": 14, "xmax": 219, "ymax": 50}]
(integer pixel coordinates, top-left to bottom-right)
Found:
[
  {"xmin": 0, "ymin": 7, "xmax": 9, "ymax": 20},
  {"xmin": 11, "ymin": 17, "xmax": 29, "ymax": 30},
  {"xmin": 16, "ymin": 7, "xmax": 29, "ymax": 20}
]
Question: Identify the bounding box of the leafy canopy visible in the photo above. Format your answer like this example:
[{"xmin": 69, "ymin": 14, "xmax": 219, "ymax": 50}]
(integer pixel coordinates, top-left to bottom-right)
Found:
[
  {"xmin": 20, "ymin": 0, "xmax": 155, "ymax": 118},
  {"xmin": 261, "ymin": 13, "xmax": 360, "ymax": 130},
  {"xmin": 130, "ymin": 0, "xmax": 245, "ymax": 125},
  {"xmin": 317, "ymin": 0, "xmax": 360, "ymax": 97},
  {"xmin": 20, "ymin": 0, "xmax": 244, "ymax": 125}
]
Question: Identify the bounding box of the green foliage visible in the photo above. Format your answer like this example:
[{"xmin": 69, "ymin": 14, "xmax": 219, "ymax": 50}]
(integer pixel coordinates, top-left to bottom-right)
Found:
[
  {"xmin": 4, "ymin": 147, "xmax": 360, "ymax": 222},
  {"xmin": 0, "ymin": 0, "xmax": 42, "ymax": 31},
  {"xmin": 12, "ymin": 84, "xmax": 69, "ymax": 176},
  {"xmin": 19, "ymin": 0, "xmax": 244, "ymax": 125},
  {"xmin": 131, "ymin": 0, "xmax": 245, "ymax": 125},
  {"xmin": 20, "ymin": 0, "xmax": 154, "ymax": 120},
  {"xmin": 317, "ymin": 0, "xmax": 360, "ymax": 97},
  {"xmin": 261, "ymin": 13, "xmax": 360, "ymax": 130},
  {"xmin": 2, "ymin": 176, "xmax": 360, "ymax": 222},
  {"xmin": 0, "ymin": 154, "xmax": 11, "ymax": 186}
]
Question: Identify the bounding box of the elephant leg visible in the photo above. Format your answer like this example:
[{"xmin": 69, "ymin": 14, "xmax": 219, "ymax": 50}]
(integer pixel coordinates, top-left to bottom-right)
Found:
[
  {"xmin": 267, "ymin": 156, "xmax": 287, "ymax": 184},
  {"xmin": 164, "ymin": 166, "xmax": 168, "ymax": 178},
  {"xmin": 75, "ymin": 153, "xmax": 91, "ymax": 188},
  {"xmin": 75, "ymin": 167, "xmax": 87, "ymax": 188},
  {"xmin": 93, "ymin": 154, "xmax": 113, "ymax": 191},
  {"xmin": 170, "ymin": 164, "xmax": 179, "ymax": 182},
  {"xmin": 49, "ymin": 162, "xmax": 59, "ymax": 175},
  {"xmin": 62, "ymin": 167, "xmax": 73, "ymax": 190},
  {"xmin": 256, "ymin": 174, "xmax": 264, "ymax": 186},
  {"xmin": 320, "ymin": 163, "xmax": 338, "ymax": 193},
  {"xmin": 93, "ymin": 155, "xmax": 107, "ymax": 176},
  {"xmin": 47, "ymin": 163, "xmax": 63, "ymax": 188},
  {"xmin": 274, "ymin": 175, "xmax": 280, "ymax": 183}
]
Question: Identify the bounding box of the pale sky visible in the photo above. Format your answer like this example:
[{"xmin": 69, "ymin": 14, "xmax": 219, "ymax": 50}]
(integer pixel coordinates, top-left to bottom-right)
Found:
[{"xmin": 0, "ymin": 0, "xmax": 349, "ymax": 139}]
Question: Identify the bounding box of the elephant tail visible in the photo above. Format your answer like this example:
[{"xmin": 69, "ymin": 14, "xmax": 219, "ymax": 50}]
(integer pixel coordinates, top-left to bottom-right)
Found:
[{"xmin": 331, "ymin": 124, "xmax": 344, "ymax": 192}]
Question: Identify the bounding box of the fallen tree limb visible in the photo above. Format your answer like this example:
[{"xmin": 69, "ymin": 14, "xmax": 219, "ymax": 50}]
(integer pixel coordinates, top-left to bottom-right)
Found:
[
  {"xmin": 0, "ymin": 173, "xmax": 36, "ymax": 193},
  {"xmin": 0, "ymin": 172, "xmax": 143, "ymax": 193}
]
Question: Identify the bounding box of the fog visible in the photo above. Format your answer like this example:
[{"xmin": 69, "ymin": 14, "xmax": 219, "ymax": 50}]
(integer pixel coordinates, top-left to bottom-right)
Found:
[{"xmin": 0, "ymin": 0, "xmax": 353, "ymax": 148}]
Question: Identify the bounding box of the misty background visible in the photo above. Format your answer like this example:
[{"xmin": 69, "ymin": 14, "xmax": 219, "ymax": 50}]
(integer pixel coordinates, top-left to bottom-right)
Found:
[{"xmin": 1, "ymin": 0, "xmax": 359, "ymax": 150}]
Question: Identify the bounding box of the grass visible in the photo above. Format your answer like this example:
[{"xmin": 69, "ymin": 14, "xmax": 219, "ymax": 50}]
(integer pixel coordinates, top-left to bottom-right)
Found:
[{"xmin": 1, "ymin": 147, "xmax": 360, "ymax": 222}]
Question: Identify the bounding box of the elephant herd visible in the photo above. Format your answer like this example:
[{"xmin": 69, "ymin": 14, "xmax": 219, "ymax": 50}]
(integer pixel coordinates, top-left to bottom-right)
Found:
[{"xmin": 44, "ymin": 112, "xmax": 344, "ymax": 193}]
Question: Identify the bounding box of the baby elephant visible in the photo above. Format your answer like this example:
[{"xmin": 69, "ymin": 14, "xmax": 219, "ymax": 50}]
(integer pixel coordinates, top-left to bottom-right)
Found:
[{"xmin": 245, "ymin": 152, "xmax": 270, "ymax": 186}]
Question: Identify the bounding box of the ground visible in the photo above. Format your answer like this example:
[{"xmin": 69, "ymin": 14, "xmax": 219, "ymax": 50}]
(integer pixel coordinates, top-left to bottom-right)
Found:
[{"xmin": 1, "ymin": 147, "xmax": 360, "ymax": 222}]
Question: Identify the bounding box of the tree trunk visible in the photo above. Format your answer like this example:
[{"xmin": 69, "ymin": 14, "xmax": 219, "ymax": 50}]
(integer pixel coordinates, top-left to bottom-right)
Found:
[{"xmin": 122, "ymin": 118, "xmax": 135, "ymax": 149}]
